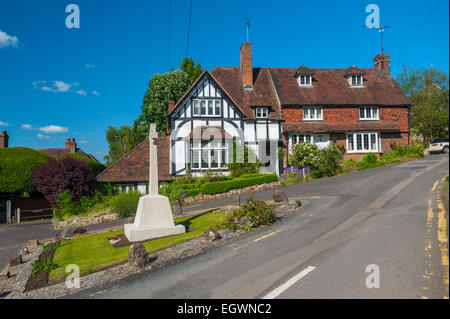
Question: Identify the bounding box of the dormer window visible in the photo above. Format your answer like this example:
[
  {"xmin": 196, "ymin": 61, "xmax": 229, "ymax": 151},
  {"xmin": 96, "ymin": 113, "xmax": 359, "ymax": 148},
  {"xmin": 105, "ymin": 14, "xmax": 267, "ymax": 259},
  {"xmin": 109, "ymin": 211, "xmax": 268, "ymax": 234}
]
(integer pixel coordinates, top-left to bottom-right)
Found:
[
  {"xmin": 348, "ymin": 75, "xmax": 364, "ymax": 87},
  {"xmin": 298, "ymin": 75, "xmax": 312, "ymax": 87},
  {"xmin": 294, "ymin": 65, "xmax": 314, "ymax": 88},
  {"xmin": 256, "ymin": 107, "xmax": 268, "ymax": 119}
]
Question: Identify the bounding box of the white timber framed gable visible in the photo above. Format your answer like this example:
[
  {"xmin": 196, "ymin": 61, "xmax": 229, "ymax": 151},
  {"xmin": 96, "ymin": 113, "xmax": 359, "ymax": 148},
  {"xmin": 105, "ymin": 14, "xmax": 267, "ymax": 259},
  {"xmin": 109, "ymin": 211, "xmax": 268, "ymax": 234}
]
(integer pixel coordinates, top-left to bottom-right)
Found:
[{"xmin": 168, "ymin": 71, "xmax": 282, "ymax": 177}]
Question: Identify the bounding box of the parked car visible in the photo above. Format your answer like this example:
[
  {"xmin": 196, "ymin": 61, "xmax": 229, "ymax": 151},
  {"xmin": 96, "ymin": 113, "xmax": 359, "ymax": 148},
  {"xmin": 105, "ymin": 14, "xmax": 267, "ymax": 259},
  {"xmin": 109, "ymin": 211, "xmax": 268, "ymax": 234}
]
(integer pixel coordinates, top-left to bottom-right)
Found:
[{"xmin": 428, "ymin": 138, "xmax": 449, "ymax": 154}]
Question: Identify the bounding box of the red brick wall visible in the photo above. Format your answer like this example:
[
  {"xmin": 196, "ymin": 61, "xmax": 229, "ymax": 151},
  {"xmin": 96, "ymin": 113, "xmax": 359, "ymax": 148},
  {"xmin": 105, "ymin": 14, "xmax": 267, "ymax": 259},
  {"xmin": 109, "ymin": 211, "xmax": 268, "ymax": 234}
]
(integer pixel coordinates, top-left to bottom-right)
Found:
[{"xmin": 282, "ymin": 106, "xmax": 409, "ymax": 132}]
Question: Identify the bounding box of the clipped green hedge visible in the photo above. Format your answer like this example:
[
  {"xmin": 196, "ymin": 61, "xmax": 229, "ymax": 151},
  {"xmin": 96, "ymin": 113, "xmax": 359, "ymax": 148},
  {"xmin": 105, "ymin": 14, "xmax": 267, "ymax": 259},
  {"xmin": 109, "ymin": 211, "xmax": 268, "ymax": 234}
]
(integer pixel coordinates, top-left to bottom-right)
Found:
[
  {"xmin": 0, "ymin": 147, "xmax": 51, "ymax": 193},
  {"xmin": 238, "ymin": 173, "xmax": 263, "ymax": 179},
  {"xmin": 200, "ymin": 174, "xmax": 278, "ymax": 195}
]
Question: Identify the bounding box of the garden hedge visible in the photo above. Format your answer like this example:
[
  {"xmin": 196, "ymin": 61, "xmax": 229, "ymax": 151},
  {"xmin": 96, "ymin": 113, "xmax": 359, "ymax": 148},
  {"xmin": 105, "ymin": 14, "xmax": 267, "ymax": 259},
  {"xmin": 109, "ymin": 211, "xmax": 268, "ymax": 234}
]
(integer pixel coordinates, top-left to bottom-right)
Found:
[
  {"xmin": 200, "ymin": 174, "xmax": 278, "ymax": 195},
  {"xmin": 0, "ymin": 147, "xmax": 51, "ymax": 193}
]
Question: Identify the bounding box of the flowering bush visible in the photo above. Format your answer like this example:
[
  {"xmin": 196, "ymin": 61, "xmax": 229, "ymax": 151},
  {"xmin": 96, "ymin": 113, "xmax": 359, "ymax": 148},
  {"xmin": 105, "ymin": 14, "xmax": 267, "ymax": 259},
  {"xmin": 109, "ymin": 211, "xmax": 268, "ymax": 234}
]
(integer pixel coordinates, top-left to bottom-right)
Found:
[{"xmin": 289, "ymin": 142, "xmax": 320, "ymax": 168}]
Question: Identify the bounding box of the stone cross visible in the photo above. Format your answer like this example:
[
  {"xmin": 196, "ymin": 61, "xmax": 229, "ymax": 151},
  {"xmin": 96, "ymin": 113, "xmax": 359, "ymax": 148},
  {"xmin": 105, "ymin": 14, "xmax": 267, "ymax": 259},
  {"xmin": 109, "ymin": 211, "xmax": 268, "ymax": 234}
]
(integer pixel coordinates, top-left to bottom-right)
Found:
[{"xmin": 149, "ymin": 123, "xmax": 159, "ymax": 195}]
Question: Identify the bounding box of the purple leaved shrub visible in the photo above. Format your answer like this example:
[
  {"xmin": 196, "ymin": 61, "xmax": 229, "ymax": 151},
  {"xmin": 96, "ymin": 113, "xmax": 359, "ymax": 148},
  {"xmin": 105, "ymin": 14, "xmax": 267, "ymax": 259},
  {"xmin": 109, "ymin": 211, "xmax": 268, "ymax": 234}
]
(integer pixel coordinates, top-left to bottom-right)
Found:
[{"xmin": 31, "ymin": 157, "xmax": 96, "ymax": 207}]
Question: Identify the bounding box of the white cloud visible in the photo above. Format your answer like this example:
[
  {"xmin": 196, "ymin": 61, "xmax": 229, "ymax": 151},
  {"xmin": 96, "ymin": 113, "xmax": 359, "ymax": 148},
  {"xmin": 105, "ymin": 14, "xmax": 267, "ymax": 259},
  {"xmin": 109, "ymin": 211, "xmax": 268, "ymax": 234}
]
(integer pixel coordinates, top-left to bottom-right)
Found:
[
  {"xmin": 78, "ymin": 140, "xmax": 88, "ymax": 144},
  {"xmin": 85, "ymin": 63, "xmax": 95, "ymax": 68},
  {"xmin": 76, "ymin": 90, "xmax": 87, "ymax": 96},
  {"xmin": 92, "ymin": 91, "xmax": 100, "ymax": 96},
  {"xmin": 0, "ymin": 121, "xmax": 10, "ymax": 126},
  {"xmin": 0, "ymin": 30, "xmax": 18, "ymax": 49},
  {"xmin": 37, "ymin": 134, "xmax": 51, "ymax": 139},
  {"xmin": 21, "ymin": 123, "xmax": 34, "ymax": 130},
  {"xmin": 33, "ymin": 80, "xmax": 77, "ymax": 93},
  {"xmin": 39, "ymin": 125, "xmax": 69, "ymax": 134}
]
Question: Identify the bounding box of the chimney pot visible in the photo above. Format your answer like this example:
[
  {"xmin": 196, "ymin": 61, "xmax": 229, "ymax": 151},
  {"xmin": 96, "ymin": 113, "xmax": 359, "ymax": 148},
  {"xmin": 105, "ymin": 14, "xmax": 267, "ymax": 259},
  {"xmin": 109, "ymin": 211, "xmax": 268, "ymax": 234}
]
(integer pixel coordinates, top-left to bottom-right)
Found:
[
  {"xmin": 240, "ymin": 43, "xmax": 253, "ymax": 89},
  {"xmin": 0, "ymin": 130, "xmax": 9, "ymax": 148}
]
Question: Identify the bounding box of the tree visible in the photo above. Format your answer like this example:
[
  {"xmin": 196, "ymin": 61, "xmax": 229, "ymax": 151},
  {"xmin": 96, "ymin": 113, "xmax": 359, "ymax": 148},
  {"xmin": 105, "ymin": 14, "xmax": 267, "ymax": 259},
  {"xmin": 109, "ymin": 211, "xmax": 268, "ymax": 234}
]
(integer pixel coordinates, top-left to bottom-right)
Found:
[
  {"xmin": 396, "ymin": 66, "xmax": 449, "ymax": 145},
  {"xmin": 31, "ymin": 157, "xmax": 96, "ymax": 207},
  {"xmin": 410, "ymin": 85, "xmax": 449, "ymax": 145},
  {"xmin": 137, "ymin": 57, "xmax": 202, "ymax": 138},
  {"xmin": 396, "ymin": 65, "xmax": 449, "ymax": 98},
  {"xmin": 104, "ymin": 125, "xmax": 133, "ymax": 166},
  {"xmin": 104, "ymin": 57, "xmax": 203, "ymax": 165},
  {"xmin": 180, "ymin": 57, "xmax": 203, "ymax": 84}
]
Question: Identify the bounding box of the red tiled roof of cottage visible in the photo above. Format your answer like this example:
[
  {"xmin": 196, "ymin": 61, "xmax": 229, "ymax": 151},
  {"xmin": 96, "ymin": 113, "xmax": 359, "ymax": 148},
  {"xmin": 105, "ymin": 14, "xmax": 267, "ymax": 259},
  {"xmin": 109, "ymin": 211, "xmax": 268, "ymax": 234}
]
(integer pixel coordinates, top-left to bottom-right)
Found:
[
  {"xmin": 268, "ymin": 67, "xmax": 410, "ymax": 106},
  {"xmin": 211, "ymin": 67, "xmax": 282, "ymax": 120},
  {"xmin": 282, "ymin": 121, "xmax": 400, "ymax": 133},
  {"xmin": 97, "ymin": 136, "xmax": 171, "ymax": 183}
]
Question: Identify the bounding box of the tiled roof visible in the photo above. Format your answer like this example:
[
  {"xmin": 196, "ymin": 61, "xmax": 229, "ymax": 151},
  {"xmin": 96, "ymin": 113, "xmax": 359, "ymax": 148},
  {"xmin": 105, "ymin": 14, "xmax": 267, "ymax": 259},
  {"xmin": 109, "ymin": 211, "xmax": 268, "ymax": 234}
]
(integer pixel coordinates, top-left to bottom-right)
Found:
[
  {"xmin": 97, "ymin": 136, "xmax": 171, "ymax": 183},
  {"xmin": 282, "ymin": 121, "xmax": 400, "ymax": 133},
  {"xmin": 211, "ymin": 67, "xmax": 282, "ymax": 120},
  {"xmin": 269, "ymin": 67, "xmax": 410, "ymax": 106}
]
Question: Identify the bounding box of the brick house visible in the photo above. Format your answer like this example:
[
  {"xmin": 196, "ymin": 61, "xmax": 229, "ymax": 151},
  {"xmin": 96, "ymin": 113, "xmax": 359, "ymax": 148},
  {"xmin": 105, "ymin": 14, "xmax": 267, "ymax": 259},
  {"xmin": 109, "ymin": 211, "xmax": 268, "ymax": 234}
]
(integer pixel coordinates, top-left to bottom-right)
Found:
[{"xmin": 98, "ymin": 42, "xmax": 410, "ymax": 189}]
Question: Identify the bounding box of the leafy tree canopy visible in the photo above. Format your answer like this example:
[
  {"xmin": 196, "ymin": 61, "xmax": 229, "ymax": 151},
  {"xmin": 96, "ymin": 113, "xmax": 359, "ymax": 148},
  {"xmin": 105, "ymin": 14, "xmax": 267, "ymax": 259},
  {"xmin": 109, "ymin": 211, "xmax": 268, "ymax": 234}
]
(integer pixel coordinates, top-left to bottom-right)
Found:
[
  {"xmin": 396, "ymin": 65, "xmax": 449, "ymax": 98},
  {"xmin": 104, "ymin": 125, "xmax": 133, "ymax": 166},
  {"xmin": 104, "ymin": 57, "xmax": 203, "ymax": 165}
]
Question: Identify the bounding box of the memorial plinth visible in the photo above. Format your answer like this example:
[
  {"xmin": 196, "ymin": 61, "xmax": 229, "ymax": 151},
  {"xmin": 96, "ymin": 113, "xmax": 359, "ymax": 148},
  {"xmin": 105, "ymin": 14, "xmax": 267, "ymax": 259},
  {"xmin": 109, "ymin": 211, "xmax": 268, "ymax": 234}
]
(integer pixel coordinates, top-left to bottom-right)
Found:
[{"xmin": 124, "ymin": 123, "xmax": 185, "ymax": 242}]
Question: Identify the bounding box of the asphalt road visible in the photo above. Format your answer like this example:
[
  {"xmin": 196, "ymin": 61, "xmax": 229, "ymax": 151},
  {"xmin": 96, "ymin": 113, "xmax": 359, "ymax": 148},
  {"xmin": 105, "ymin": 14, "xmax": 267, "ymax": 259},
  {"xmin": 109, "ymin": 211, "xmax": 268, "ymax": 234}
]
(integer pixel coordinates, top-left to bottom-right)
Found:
[{"xmin": 64, "ymin": 154, "xmax": 449, "ymax": 299}]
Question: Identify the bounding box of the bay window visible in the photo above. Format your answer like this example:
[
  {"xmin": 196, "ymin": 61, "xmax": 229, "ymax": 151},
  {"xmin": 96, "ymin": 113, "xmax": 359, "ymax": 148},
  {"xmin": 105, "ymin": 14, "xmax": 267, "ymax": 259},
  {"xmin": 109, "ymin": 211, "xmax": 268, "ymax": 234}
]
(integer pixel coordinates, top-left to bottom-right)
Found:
[
  {"xmin": 289, "ymin": 134, "xmax": 313, "ymax": 150},
  {"xmin": 190, "ymin": 139, "xmax": 228, "ymax": 170},
  {"xmin": 347, "ymin": 132, "xmax": 379, "ymax": 153}
]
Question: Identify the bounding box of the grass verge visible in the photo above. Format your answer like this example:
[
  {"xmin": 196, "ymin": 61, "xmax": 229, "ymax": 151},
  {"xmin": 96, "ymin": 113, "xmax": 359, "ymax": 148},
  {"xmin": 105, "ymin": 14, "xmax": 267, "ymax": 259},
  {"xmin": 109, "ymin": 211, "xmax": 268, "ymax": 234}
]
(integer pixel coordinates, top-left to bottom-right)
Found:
[{"xmin": 49, "ymin": 210, "xmax": 226, "ymax": 281}]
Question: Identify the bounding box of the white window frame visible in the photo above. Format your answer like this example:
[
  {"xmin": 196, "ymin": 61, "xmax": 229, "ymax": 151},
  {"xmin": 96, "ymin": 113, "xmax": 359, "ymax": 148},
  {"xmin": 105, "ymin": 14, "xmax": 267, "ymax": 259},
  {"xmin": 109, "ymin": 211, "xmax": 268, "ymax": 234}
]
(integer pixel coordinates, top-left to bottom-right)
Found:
[
  {"xmin": 348, "ymin": 75, "xmax": 364, "ymax": 87},
  {"xmin": 359, "ymin": 107, "xmax": 379, "ymax": 120},
  {"xmin": 289, "ymin": 133, "xmax": 314, "ymax": 150},
  {"xmin": 190, "ymin": 139, "xmax": 228, "ymax": 170},
  {"xmin": 303, "ymin": 106, "xmax": 323, "ymax": 121},
  {"xmin": 192, "ymin": 99, "xmax": 221, "ymax": 117},
  {"xmin": 256, "ymin": 107, "xmax": 269, "ymax": 119},
  {"xmin": 297, "ymin": 75, "xmax": 313, "ymax": 87},
  {"xmin": 346, "ymin": 132, "xmax": 380, "ymax": 153}
]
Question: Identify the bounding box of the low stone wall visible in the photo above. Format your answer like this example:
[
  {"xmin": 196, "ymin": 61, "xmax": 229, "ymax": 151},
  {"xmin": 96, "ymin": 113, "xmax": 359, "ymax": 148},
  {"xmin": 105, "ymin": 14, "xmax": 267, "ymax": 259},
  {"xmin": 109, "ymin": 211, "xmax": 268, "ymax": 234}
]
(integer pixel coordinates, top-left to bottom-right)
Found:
[
  {"xmin": 53, "ymin": 211, "xmax": 119, "ymax": 230},
  {"xmin": 182, "ymin": 181, "xmax": 283, "ymax": 206}
]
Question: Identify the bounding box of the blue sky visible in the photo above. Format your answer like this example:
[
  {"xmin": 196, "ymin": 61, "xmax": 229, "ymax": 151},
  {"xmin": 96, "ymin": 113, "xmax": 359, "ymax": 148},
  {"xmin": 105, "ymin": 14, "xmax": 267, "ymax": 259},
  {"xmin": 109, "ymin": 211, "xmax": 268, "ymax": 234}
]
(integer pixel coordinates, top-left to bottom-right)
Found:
[{"xmin": 0, "ymin": 0, "xmax": 448, "ymax": 162}]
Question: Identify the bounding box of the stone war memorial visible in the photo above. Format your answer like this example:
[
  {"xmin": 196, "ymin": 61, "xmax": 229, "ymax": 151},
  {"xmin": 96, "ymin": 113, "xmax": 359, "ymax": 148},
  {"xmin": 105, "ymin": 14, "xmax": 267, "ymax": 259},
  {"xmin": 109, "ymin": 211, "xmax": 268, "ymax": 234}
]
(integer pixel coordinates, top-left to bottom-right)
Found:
[{"xmin": 124, "ymin": 123, "xmax": 185, "ymax": 242}]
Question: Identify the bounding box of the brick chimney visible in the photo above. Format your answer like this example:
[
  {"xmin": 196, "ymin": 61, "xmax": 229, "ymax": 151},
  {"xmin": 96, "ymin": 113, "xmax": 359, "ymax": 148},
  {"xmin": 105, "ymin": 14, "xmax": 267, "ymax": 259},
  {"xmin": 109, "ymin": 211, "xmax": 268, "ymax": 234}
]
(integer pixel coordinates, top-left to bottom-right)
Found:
[
  {"xmin": 373, "ymin": 53, "xmax": 390, "ymax": 73},
  {"xmin": 240, "ymin": 42, "xmax": 253, "ymax": 89},
  {"xmin": 65, "ymin": 138, "xmax": 77, "ymax": 153},
  {"xmin": 0, "ymin": 131, "xmax": 9, "ymax": 148}
]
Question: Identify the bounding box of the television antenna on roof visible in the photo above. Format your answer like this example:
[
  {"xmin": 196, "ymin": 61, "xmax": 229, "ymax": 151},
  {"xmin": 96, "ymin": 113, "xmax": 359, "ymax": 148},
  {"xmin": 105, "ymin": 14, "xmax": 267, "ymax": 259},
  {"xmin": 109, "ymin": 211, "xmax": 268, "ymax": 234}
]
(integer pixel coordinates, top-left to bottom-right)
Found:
[
  {"xmin": 362, "ymin": 25, "xmax": 390, "ymax": 56},
  {"xmin": 246, "ymin": 18, "xmax": 250, "ymax": 43}
]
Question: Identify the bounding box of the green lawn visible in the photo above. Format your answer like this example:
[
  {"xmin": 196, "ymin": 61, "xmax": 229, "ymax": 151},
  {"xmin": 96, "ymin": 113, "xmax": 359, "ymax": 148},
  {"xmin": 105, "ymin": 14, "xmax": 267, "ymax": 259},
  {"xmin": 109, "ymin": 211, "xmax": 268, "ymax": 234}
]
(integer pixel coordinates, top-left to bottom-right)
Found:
[{"xmin": 49, "ymin": 210, "xmax": 226, "ymax": 281}]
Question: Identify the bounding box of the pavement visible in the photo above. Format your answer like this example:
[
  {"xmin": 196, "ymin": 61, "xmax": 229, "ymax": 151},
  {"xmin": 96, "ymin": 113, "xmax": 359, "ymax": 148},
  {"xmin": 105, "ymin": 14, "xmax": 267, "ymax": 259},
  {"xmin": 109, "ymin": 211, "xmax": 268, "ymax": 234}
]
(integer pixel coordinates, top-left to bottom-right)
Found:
[
  {"xmin": 62, "ymin": 153, "xmax": 448, "ymax": 299},
  {"xmin": 1, "ymin": 154, "xmax": 448, "ymax": 299}
]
